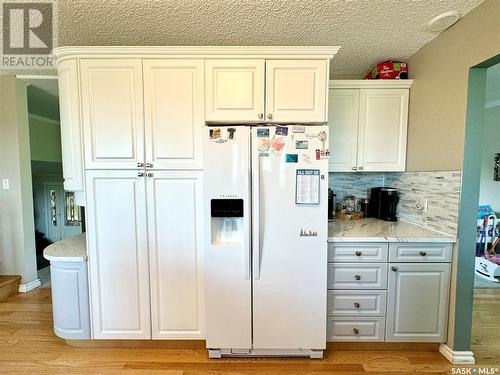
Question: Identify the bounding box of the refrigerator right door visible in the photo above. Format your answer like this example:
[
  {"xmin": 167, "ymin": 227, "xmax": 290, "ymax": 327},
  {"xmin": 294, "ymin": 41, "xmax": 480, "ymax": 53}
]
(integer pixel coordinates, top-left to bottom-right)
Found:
[{"xmin": 251, "ymin": 125, "xmax": 328, "ymax": 350}]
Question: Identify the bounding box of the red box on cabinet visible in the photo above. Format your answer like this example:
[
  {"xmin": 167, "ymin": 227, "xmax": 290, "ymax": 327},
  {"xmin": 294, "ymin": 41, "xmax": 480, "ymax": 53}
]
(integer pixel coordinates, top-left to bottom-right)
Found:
[{"xmin": 364, "ymin": 61, "xmax": 408, "ymax": 80}]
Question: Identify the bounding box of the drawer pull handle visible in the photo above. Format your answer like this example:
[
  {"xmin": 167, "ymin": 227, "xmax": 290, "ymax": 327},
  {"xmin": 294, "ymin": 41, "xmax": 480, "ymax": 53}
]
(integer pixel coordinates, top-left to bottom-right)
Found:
[
  {"xmin": 353, "ymin": 328, "xmax": 359, "ymax": 335},
  {"xmin": 354, "ymin": 302, "xmax": 360, "ymax": 309},
  {"xmin": 355, "ymin": 251, "xmax": 362, "ymax": 256},
  {"xmin": 391, "ymin": 266, "xmax": 398, "ymax": 272},
  {"xmin": 419, "ymin": 251, "xmax": 427, "ymax": 256},
  {"xmin": 354, "ymin": 274, "xmax": 361, "ymax": 281}
]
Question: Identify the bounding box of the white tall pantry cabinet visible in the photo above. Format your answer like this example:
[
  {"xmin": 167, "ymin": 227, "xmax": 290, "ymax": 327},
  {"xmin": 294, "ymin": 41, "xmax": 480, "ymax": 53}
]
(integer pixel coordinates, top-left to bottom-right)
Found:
[{"xmin": 54, "ymin": 47, "xmax": 337, "ymax": 341}]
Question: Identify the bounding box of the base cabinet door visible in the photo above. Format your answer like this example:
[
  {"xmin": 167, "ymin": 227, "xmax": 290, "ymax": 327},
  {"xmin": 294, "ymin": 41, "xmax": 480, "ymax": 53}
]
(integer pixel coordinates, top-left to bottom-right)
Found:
[
  {"xmin": 147, "ymin": 171, "xmax": 204, "ymax": 339},
  {"xmin": 86, "ymin": 170, "xmax": 151, "ymax": 339},
  {"xmin": 386, "ymin": 263, "xmax": 450, "ymax": 342}
]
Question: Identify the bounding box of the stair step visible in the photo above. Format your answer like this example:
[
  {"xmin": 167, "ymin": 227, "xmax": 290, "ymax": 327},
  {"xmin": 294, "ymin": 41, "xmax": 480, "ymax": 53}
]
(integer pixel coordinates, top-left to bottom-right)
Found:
[{"xmin": 0, "ymin": 275, "xmax": 21, "ymax": 302}]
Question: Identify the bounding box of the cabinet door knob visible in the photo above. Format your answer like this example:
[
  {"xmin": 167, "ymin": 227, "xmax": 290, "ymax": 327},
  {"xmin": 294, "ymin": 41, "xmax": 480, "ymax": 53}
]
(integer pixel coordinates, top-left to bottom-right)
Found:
[
  {"xmin": 353, "ymin": 328, "xmax": 359, "ymax": 335},
  {"xmin": 146, "ymin": 172, "xmax": 154, "ymax": 177},
  {"xmin": 354, "ymin": 274, "xmax": 361, "ymax": 281},
  {"xmin": 355, "ymin": 251, "xmax": 362, "ymax": 256},
  {"xmin": 354, "ymin": 302, "xmax": 360, "ymax": 309},
  {"xmin": 391, "ymin": 266, "xmax": 398, "ymax": 272},
  {"xmin": 137, "ymin": 171, "xmax": 145, "ymax": 177},
  {"xmin": 358, "ymin": 166, "xmax": 364, "ymax": 171},
  {"xmin": 146, "ymin": 162, "xmax": 153, "ymax": 168},
  {"xmin": 267, "ymin": 113, "xmax": 273, "ymax": 120},
  {"xmin": 258, "ymin": 113, "xmax": 264, "ymax": 120},
  {"xmin": 419, "ymin": 250, "xmax": 427, "ymax": 256},
  {"xmin": 137, "ymin": 162, "xmax": 144, "ymax": 168},
  {"xmin": 351, "ymin": 167, "xmax": 357, "ymax": 171}
]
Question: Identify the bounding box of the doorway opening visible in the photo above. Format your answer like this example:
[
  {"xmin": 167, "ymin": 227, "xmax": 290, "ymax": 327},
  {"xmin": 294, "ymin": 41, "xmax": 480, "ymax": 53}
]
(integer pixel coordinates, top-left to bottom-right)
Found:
[
  {"xmin": 456, "ymin": 56, "xmax": 500, "ymax": 365},
  {"xmin": 470, "ymin": 61, "xmax": 500, "ymax": 363},
  {"xmin": 19, "ymin": 76, "xmax": 83, "ymax": 287}
]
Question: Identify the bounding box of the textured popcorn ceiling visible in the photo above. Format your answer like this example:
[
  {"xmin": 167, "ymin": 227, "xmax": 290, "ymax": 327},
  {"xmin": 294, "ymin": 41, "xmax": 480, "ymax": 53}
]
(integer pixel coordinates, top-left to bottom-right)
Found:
[{"xmin": 57, "ymin": 0, "xmax": 484, "ymax": 75}]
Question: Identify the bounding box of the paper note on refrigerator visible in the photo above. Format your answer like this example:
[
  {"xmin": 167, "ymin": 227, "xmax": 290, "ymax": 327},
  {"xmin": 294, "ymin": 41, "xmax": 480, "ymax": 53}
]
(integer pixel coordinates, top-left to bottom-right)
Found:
[{"xmin": 295, "ymin": 169, "xmax": 320, "ymax": 205}]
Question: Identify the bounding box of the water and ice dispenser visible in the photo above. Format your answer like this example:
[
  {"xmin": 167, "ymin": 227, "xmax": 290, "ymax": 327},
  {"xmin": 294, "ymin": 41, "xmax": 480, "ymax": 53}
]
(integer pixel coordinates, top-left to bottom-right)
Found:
[{"xmin": 210, "ymin": 199, "xmax": 244, "ymax": 245}]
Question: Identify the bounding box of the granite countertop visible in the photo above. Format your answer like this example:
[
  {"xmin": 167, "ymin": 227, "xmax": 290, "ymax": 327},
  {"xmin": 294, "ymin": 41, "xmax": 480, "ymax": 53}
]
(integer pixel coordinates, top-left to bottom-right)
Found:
[
  {"xmin": 43, "ymin": 233, "xmax": 87, "ymax": 262},
  {"xmin": 328, "ymin": 218, "xmax": 456, "ymax": 243}
]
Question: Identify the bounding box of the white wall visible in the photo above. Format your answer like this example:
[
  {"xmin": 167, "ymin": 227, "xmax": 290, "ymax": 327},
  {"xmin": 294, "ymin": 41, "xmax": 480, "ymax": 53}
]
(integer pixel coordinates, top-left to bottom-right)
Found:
[
  {"xmin": 0, "ymin": 76, "xmax": 38, "ymax": 284},
  {"xmin": 478, "ymin": 64, "xmax": 500, "ymax": 213}
]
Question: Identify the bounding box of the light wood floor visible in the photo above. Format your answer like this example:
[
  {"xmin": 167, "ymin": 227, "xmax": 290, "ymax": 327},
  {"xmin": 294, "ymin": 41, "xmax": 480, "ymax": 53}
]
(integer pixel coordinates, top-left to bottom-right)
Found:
[
  {"xmin": 471, "ymin": 288, "xmax": 500, "ymax": 364},
  {"xmin": 0, "ymin": 288, "xmax": 498, "ymax": 374}
]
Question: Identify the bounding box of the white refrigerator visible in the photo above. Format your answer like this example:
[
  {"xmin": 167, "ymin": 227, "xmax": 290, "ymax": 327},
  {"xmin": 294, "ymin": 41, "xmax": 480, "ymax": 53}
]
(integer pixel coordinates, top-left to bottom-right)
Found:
[{"xmin": 203, "ymin": 125, "xmax": 328, "ymax": 358}]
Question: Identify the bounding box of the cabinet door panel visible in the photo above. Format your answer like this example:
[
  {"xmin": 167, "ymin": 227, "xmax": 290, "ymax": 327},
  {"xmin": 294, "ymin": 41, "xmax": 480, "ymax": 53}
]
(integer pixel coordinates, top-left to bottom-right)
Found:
[
  {"xmin": 148, "ymin": 171, "xmax": 204, "ymax": 339},
  {"xmin": 143, "ymin": 60, "xmax": 204, "ymax": 169},
  {"xmin": 86, "ymin": 170, "xmax": 150, "ymax": 338},
  {"xmin": 328, "ymin": 89, "xmax": 359, "ymax": 172},
  {"xmin": 80, "ymin": 59, "xmax": 144, "ymax": 169},
  {"xmin": 357, "ymin": 89, "xmax": 408, "ymax": 172},
  {"xmin": 58, "ymin": 59, "xmax": 84, "ymax": 191},
  {"xmin": 266, "ymin": 60, "xmax": 327, "ymax": 123},
  {"xmin": 386, "ymin": 263, "xmax": 450, "ymax": 342},
  {"xmin": 205, "ymin": 59, "xmax": 264, "ymax": 122}
]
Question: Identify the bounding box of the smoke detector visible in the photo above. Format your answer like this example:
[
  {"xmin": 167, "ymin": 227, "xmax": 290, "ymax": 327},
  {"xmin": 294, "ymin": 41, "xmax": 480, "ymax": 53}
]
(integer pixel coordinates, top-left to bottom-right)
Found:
[{"xmin": 428, "ymin": 11, "xmax": 461, "ymax": 32}]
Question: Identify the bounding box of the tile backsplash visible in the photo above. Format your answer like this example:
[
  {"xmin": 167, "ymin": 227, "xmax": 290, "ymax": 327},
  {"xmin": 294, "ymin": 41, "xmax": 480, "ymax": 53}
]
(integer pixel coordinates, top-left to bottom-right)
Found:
[
  {"xmin": 329, "ymin": 172, "xmax": 385, "ymax": 200},
  {"xmin": 329, "ymin": 171, "xmax": 462, "ymax": 236}
]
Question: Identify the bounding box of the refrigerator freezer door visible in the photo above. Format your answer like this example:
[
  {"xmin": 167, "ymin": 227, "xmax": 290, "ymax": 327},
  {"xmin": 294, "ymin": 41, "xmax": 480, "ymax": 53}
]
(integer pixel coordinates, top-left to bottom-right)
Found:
[
  {"xmin": 252, "ymin": 125, "xmax": 328, "ymax": 350},
  {"xmin": 203, "ymin": 126, "xmax": 252, "ymax": 350}
]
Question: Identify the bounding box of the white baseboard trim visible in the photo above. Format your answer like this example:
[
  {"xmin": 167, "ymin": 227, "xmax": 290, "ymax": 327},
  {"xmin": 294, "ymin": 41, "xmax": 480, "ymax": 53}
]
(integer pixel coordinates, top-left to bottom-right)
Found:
[
  {"xmin": 18, "ymin": 279, "xmax": 41, "ymax": 293},
  {"xmin": 439, "ymin": 344, "xmax": 475, "ymax": 364}
]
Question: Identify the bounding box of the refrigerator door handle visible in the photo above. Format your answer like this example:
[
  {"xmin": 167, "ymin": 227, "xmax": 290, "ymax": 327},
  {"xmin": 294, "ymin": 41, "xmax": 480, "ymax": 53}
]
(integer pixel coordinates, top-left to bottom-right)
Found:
[
  {"xmin": 252, "ymin": 131, "xmax": 261, "ymax": 280},
  {"xmin": 244, "ymin": 131, "xmax": 251, "ymax": 281}
]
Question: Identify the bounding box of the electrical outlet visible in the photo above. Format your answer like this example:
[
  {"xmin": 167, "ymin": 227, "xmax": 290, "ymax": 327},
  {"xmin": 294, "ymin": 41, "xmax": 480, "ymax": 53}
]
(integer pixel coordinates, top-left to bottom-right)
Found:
[
  {"xmin": 2, "ymin": 179, "xmax": 9, "ymax": 190},
  {"xmin": 416, "ymin": 198, "xmax": 428, "ymax": 213}
]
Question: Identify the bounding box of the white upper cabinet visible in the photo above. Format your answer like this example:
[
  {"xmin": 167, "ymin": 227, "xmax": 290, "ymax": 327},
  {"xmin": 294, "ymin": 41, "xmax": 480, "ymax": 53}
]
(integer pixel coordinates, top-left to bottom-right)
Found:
[
  {"xmin": 386, "ymin": 263, "xmax": 450, "ymax": 342},
  {"xmin": 357, "ymin": 89, "xmax": 408, "ymax": 172},
  {"xmin": 328, "ymin": 81, "xmax": 412, "ymax": 172},
  {"xmin": 80, "ymin": 59, "xmax": 144, "ymax": 169},
  {"xmin": 205, "ymin": 59, "xmax": 265, "ymax": 123},
  {"xmin": 266, "ymin": 59, "xmax": 328, "ymax": 123},
  {"xmin": 328, "ymin": 89, "xmax": 359, "ymax": 172},
  {"xmin": 147, "ymin": 171, "xmax": 204, "ymax": 339},
  {"xmin": 57, "ymin": 59, "xmax": 84, "ymax": 191},
  {"xmin": 143, "ymin": 60, "xmax": 204, "ymax": 169},
  {"xmin": 85, "ymin": 170, "xmax": 151, "ymax": 339}
]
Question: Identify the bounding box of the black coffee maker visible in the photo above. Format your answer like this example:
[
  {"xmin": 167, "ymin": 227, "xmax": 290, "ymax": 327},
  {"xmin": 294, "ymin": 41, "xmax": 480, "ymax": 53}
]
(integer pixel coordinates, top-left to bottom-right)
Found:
[{"xmin": 368, "ymin": 187, "xmax": 399, "ymax": 221}]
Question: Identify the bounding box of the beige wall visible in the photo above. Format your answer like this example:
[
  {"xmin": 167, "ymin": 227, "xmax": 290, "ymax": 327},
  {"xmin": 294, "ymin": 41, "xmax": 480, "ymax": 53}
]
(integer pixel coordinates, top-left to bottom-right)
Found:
[
  {"xmin": 406, "ymin": 0, "xmax": 500, "ymax": 171},
  {"xmin": 0, "ymin": 75, "xmax": 38, "ymax": 284}
]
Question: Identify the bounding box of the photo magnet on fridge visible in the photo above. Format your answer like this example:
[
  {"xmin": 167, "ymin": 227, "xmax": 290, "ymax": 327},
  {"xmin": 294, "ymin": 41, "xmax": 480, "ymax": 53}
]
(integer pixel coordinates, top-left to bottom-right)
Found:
[
  {"xmin": 227, "ymin": 128, "xmax": 236, "ymax": 140},
  {"xmin": 295, "ymin": 140, "xmax": 308, "ymax": 149},
  {"xmin": 209, "ymin": 128, "xmax": 221, "ymax": 139},
  {"xmin": 270, "ymin": 137, "xmax": 285, "ymax": 156},
  {"xmin": 286, "ymin": 154, "xmax": 298, "ymax": 163},
  {"xmin": 258, "ymin": 138, "xmax": 270, "ymax": 152},
  {"xmin": 292, "ymin": 125, "xmax": 305, "ymax": 133},
  {"xmin": 275, "ymin": 126, "xmax": 288, "ymax": 136},
  {"xmin": 257, "ymin": 128, "xmax": 269, "ymax": 137}
]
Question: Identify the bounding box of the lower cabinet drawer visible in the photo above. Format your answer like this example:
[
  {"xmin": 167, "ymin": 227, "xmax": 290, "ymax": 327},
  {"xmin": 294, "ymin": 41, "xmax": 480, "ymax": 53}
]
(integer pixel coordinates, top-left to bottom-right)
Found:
[
  {"xmin": 327, "ymin": 290, "xmax": 387, "ymax": 316},
  {"xmin": 328, "ymin": 242, "xmax": 388, "ymax": 262},
  {"xmin": 327, "ymin": 317, "xmax": 386, "ymax": 342},
  {"xmin": 327, "ymin": 263, "xmax": 388, "ymax": 289},
  {"xmin": 389, "ymin": 243, "xmax": 453, "ymax": 262}
]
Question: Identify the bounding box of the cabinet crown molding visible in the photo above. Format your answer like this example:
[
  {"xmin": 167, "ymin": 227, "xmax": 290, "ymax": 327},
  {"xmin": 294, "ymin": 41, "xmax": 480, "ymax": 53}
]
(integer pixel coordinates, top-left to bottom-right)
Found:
[
  {"xmin": 330, "ymin": 80, "xmax": 413, "ymax": 89},
  {"xmin": 53, "ymin": 46, "xmax": 340, "ymax": 64}
]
